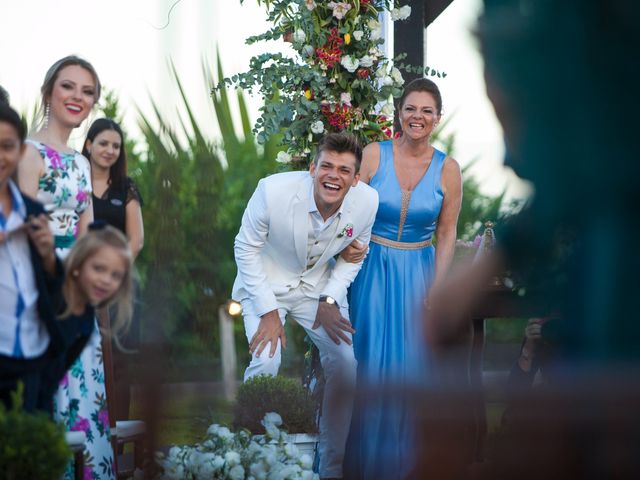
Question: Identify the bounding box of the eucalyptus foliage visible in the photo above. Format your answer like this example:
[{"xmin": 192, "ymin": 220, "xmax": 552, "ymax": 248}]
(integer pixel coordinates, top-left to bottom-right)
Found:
[{"xmin": 219, "ymin": 0, "xmax": 442, "ymax": 162}]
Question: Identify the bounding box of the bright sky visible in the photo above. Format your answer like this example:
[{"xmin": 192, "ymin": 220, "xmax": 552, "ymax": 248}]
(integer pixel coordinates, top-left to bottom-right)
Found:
[{"xmin": 0, "ymin": 0, "xmax": 529, "ymax": 199}]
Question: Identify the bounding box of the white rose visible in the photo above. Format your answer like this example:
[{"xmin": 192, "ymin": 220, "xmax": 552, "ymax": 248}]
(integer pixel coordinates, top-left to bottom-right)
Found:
[
  {"xmin": 382, "ymin": 75, "xmax": 394, "ymax": 86},
  {"xmin": 292, "ymin": 28, "xmax": 306, "ymax": 44},
  {"xmin": 168, "ymin": 446, "xmax": 183, "ymax": 460},
  {"xmin": 310, "ymin": 120, "xmax": 325, "ymax": 134},
  {"xmin": 328, "ymin": 2, "xmax": 352, "ymax": 20},
  {"xmin": 284, "ymin": 442, "xmax": 300, "ymax": 459},
  {"xmin": 250, "ymin": 461, "xmax": 268, "ymax": 480},
  {"xmin": 367, "ymin": 18, "xmax": 381, "ymax": 30},
  {"xmin": 217, "ymin": 426, "xmax": 233, "ymax": 440},
  {"xmin": 212, "ymin": 456, "xmax": 225, "ymax": 471},
  {"xmin": 370, "ymin": 27, "xmax": 383, "ymax": 41},
  {"xmin": 225, "ymin": 450, "xmax": 241, "ymax": 467},
  {"xmin": 305, "ymin": 0, "xmax": 316, "ymax": 11},
  {"xmin": 302, "ymin": 44, "xmax": 315, "ymax": 57},
  {"xmin": 265, "ymin": 422, "xmax": 280, "ymax": 439},
  {"xmin": 359, "ymin": 55, "xmax": 374, "ymax": 67},
  {"xmin": 299, "ymin": 454, "xmax": 313, "ymax": 470},
  {"xmin": 381, "ymin": 102, "xmax": 395, "ymax": 117},
  {"xmin": 165, "ymin": 464, "xmax": 185, "ymax": 480},
  {"xmin": 263, "ymin": 452, "xmax": 277, "ymax": 467},
  {"xmin": 391, "ymin": 5, "xmax": 412, "ymax": 21},
  {"xmin": 262, "ymin": 412, "xmax": 283, "ymax": 427},
  {"xmin": 276, "ymin": 151, "xmax": 292, "ymax": 164},
  {"xmin": 340, "ymin": 92, "xmax": 352, "ymax": 105},
  {"xmin": 390, "ymin": 67, "xmax": 404, "ymax": 85},
  {"xmin": 248, "ymin": 441, "xmax": 263, "ymax": 456},
  {"xmin": 340, "ymin": 55, "xmax": 360, "ymax": 73},
  {"xmin": 352, "ymin": 30, "xmax": 364, "ymax": 41},
  {"xmin": 301, "ymin": 471, "xmax": 316, "ymax": 480},
  {"xmin": 399, "ymin": 5, "xmax": 412, "ymax": 20},
  {"xmin": 229, "ymin": 465, "xmax": 245, "ymax": 480},
  {"xmin": 206, "ymin": 424, "xmax": 220, "ymax": 436}
]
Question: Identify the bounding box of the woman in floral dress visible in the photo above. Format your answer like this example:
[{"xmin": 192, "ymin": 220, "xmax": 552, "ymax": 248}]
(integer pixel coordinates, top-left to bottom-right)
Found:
[{"xmin": 18, "ymin": 55, "xmax": 116, "ymax": 480}]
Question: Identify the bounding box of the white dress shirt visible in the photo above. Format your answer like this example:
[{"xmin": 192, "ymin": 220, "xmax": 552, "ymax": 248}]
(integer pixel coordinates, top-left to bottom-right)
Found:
[
  {"xmin": 307, "ymin": 186, "xmax": 343, "ymax": 270},
  {"xmin": 0, "ymin": 180, "xmax": 50, "ymax": 358}
]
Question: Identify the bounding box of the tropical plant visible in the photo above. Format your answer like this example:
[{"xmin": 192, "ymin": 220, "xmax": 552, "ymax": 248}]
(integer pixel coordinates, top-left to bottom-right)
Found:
[
  {"xmin": 97, "ymin": 56, "xmax": 281, "ymax": 367},
  {"xmin": 219, "ymin": 0, "xmax": 442, "ymax": 164}
]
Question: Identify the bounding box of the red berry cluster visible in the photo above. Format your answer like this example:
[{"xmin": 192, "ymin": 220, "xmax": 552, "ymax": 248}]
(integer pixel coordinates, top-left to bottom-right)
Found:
[{"xmin": 315, "ymin": 28, "xmax": 344, "ymax": 69}]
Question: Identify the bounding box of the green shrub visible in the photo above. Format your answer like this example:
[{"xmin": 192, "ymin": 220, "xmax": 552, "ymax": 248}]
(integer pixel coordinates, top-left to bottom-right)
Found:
[
  {"xmin": 233, "ymin": 375, "xmax": 317, "ymax": 434},
  {"xmin": 0, "ymin": 385, "xmax": 71, "ymax": 479}
]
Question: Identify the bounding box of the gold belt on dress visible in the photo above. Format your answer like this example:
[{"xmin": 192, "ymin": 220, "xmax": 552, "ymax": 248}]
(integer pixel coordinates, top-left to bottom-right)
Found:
[{"xmin": 370, "ymin": 234, "xmax": 432, "ymax": 250}]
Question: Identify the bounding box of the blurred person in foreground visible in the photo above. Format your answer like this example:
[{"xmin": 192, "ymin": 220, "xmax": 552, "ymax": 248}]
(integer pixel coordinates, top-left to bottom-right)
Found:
[{"xmin": 421, "ymin": 0, "xmax": 640, "ymax": 478}]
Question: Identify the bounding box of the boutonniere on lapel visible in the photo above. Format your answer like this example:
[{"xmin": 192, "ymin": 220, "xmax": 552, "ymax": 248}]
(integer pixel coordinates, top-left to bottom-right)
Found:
[{"xmin": 338, "ymin": 223, "xmax": 354, "ymax": 238}]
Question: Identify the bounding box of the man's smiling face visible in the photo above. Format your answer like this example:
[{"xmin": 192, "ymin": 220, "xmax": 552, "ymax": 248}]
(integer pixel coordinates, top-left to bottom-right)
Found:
[{"xmin": 309, "ymin": 149, "xmax": 360, "ymax": 219}]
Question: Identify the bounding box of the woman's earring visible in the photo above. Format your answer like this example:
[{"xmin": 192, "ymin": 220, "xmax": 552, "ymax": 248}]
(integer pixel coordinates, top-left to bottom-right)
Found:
[{"xmin": 44, "ymin": 103, "xmax": 50, "ymax": 130}]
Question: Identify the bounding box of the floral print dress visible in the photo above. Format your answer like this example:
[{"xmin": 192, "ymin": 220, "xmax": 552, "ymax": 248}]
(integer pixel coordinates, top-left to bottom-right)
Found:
[{"xmin": 27, "ymin": 140, "xmax": 115, "ymax": 480}]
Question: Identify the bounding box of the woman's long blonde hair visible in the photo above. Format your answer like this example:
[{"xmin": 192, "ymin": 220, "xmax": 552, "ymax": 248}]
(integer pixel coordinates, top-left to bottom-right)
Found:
[{"xmin": 61, "ymin": 225, "xmax": 133, "ymax": 336}]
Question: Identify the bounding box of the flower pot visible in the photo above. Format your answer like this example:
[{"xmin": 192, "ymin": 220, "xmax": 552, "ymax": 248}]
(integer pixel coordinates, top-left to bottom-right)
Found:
[{"xmin": 287, "ymin": 433, "xmax": 318, "ymax": 458}]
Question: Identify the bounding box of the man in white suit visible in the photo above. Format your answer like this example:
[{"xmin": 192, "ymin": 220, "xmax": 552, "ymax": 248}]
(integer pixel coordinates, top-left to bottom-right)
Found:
[{"xmin": 233, "ymin": 133, "xmax": 378, "ymax": 479}]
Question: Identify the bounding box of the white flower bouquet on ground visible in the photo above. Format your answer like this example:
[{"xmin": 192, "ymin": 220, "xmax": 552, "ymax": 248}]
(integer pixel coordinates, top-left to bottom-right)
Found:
[{"xmin": 156, "ymin": 412, "xmax": 318, "ymax": 480}]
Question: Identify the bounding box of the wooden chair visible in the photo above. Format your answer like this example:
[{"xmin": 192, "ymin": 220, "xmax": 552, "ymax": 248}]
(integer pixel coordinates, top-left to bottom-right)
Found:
[
  {"xmin": 98, "ymin": 308, "xmax": 146, "ymax": 479},
  {"xmin": 64, "ymin": 430, "xmax": 86, "ymax": 480}
]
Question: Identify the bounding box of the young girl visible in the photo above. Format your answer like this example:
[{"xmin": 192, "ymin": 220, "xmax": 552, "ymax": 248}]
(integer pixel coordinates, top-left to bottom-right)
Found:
[{"xmin": 56, "ymin": 223, "xmax": 133, "ymax": 479}]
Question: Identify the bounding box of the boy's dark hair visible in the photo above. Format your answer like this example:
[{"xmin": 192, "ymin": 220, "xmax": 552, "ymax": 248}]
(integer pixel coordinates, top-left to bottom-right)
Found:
[
  {"xmin": 314, "ymin": 132, "xmax": 363, "ymax": 172},
  {"xmin": 0, "ymin": 102, "xmax": 26, "ymax": 143},
  {"xmin": 0, "ymin": 85, "xmax": 9, "ymax": 104}
]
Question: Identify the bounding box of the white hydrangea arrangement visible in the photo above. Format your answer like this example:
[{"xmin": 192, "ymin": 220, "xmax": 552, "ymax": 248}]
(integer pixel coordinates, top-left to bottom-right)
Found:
[{"xmin": 156, "ymin": 412, "xmax": 318, "ymax": 480}]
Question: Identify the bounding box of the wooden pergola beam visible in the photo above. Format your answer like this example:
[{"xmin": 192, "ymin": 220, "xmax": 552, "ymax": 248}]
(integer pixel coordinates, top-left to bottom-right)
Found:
[{"xmin": 394, "ymin": 0, "xmax": 455, "ymax": 84}]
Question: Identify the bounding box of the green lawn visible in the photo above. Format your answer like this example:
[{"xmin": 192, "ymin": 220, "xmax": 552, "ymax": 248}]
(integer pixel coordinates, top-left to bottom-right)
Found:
[{"xmin": 131, "ymin": 389, "xmax": 234, "ymax": 446}]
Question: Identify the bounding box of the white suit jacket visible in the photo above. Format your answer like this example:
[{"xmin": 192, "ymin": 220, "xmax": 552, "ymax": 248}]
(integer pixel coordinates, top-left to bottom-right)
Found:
[{"xmin": 232, "ymin": 171, "xmax": 379, "ymax": 317}]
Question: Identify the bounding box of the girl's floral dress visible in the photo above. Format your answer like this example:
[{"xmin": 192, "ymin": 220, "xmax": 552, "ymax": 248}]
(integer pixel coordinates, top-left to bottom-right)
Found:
[{"xmin": 27, "ymin": 140, "xmax": 115, "ymax": 480}]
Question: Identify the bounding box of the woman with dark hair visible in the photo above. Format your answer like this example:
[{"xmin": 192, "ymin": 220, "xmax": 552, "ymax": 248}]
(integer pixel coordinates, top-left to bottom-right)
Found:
[
  {"xmin": 18, "ymin": 56, "xmax": 117, "ymax": 480},
  {"xmin": 83, "ymin": 118, "xmax": 143, "ymax": 259},
  {"xmin": 343, "ymin": 78, "xmax": 463, "ymax": 478},
  {"xmin": 83, "ymin": 118, "xmax": 143, "ymax": 424}
]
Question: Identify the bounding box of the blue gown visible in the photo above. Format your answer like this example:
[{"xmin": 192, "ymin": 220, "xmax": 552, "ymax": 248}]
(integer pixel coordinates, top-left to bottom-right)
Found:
[{"xmin": 345, "ymin": 140, "xmax": 446, "ymax": 479}]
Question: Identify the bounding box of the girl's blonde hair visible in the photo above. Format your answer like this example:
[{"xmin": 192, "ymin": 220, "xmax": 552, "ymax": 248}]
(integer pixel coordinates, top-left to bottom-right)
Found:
[{"xmin": 62, "ymin": 224, "xmax": 133, "ymax": 336}]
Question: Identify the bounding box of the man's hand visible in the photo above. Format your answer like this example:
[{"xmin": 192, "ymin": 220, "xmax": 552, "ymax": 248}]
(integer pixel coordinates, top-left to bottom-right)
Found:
[
  {"xmin": 27, "ymin": 214, "xmax": 56, "ymax": 275},
  {"xmin": 339, "ymin": 239, "xmax": 367, "ymax": 263},
  {"xmin": 312, "ymin": 301, "xmax": 355, "ymax": 345},
  {"xmin": 249, "ymin": 309, "xmax": 286, "ymax": 358}
]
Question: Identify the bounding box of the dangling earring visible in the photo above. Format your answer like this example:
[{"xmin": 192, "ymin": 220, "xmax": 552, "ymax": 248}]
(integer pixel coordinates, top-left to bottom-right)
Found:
[{"xmin": 44, "ymin": 103, "xmax": 50, "ymax": 130}]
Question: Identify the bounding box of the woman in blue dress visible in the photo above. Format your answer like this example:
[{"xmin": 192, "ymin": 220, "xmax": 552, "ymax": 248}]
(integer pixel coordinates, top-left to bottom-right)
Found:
[{"xmin": 344, "ymin": 78, "xmax": 462, "ymax": 479}]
